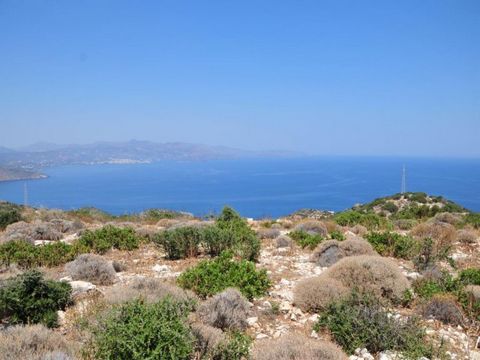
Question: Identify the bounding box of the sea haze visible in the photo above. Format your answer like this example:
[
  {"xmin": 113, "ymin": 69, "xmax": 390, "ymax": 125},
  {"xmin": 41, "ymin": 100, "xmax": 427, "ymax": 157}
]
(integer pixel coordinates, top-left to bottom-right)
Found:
[{"xmin": 0, "ymin": 157, "xmax": 479, "ymax": 218}]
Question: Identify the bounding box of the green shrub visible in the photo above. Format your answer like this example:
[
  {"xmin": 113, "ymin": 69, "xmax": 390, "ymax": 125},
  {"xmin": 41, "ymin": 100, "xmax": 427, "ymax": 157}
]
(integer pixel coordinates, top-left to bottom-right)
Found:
[
  {"xmin": 464, "ymin": 213, "xmax": 480, "ymax": 229},
  {"xmin": 329, "ymin": 230, "xmax": 345, "ymax": 241},
  {"xmin": 0, "ymin": 240, "xmax": 75, "ymax": 268},
  {"xmin": 382, "ymin": 202, "xmax": 398, "ymax": 214},
  {"xmin": 154, "ymin": 226, "xmax": 203, "ymax": 260},
  {"xmin": 0, "ymin": 270, "xmax": 71, "ymax": 328},
  {"xmin": 413, "ymin": 272, "xmax": 457, "ymax": 299},
  {"xmin": 365, "ymin": 232, "xmax": 417, "ymax": 259},
  {"xmin": 209, "ymin": 332, "xmax": 251, "ymax": 360},
  {"xmin": 334, "ymin": 210, "xmax": 388, "ymax": 230},
  {"xmin": 457, "ymin": 268, "xmax": 480, "ymax": 286},
  {"xmin": 177, "ymin": 251, "xmax": 271, "ymax": 300},
  {"xmin": 75, "ymin": 225, "xmax": 142, "ymax": 254},
  {"xmin": 409, "ymin": 192, "xmax": 428, "ymax": 204},
  {"xmin": 90, "ymin": 297, "xmax": 194, "ymax": 360},
  {"xmin": 289, "ymin": 230, "xmax": 324, "ymax": 249},
  {"xmin": 215, "ymin": 207, "xmax": 260, "ymax": 261},
  {"xmin": 0, "ymin": 203, "xmax": 22, "ymax": 230},
  {"xmin": 315, "ymin": 291, "xmax": 441, "ymax": 358},
  {"xmin": 412, "ymin": 237, "xmax": 452, "ymax": 272}
]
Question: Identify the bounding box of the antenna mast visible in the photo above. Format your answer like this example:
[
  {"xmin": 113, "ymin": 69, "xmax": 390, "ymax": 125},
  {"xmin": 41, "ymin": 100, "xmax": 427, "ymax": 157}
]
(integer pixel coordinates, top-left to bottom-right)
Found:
[
  {"xmin": 23, "ymin": 182, "xmax": 28, "ymax": 207},
  {"xmin": 401, "ymin": 165, "xmax": 406, "ymax": 194}
]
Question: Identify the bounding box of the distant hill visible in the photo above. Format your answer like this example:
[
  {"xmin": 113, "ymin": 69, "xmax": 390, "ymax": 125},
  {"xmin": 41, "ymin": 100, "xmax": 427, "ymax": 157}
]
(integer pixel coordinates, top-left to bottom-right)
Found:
[
  {"xmin": 0, "ymin": 167, "xmax": 46, "ymax": 182},
  {"xmin": 0, "ymin": 140, "xmax": 300, "ymax": 180}
]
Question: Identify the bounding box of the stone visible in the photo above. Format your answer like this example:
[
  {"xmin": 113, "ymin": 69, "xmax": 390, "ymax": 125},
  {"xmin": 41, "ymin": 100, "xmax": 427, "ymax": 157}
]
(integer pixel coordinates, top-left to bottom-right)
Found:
[
  {"xmin": 69, "ymin": 280, "xmax": 96, "ymax": 295},
  {"xmin": 152, "ymin": 264, "xmax": 170, "ymax": 272},
  {"xmin": 256, "ymin": 333, "xmax": 269, "ymax": 340},
  {"xmin": 246, "ymin": 317, "xmax": 258, "ymax": 326}
]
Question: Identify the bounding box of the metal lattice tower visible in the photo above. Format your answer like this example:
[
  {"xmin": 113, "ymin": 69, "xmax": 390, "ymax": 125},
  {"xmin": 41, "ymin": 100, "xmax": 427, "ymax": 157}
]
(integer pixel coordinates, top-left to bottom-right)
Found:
[
  {"xmin": 401, "ymin": 165, "xmax": 406, "ymax": 194},
  {"xmin": 23, "ymin": 182, "xmax": 28, "ymax": 207}
]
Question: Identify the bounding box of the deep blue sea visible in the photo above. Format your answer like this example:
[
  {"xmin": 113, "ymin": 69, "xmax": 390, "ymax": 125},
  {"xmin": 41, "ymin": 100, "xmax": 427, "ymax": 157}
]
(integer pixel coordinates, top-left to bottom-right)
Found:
[{"xmin": 0, "ymin": 157, "xmax": 479, "ymax": 218}]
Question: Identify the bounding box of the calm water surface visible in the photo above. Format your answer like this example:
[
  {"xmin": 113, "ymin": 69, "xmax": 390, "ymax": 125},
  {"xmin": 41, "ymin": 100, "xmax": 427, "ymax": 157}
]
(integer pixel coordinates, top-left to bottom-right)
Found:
[{"xmin": 0, "ymin": 157, "xmax": 479, "ymax": 218}]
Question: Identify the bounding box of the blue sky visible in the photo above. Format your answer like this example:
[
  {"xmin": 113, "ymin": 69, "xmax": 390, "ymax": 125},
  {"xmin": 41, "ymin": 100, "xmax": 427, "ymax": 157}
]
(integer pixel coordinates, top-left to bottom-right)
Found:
[{"xmin": 1, "ymin": 0, "xmax": 479, "ymax": 157}]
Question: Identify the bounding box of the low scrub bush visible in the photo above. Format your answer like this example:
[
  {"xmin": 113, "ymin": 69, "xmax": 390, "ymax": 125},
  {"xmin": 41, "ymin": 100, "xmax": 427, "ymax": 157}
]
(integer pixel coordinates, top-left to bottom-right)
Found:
[
  {"xmin": 334, "ymin": 211, "xmax": 388, "ymax": 230},
  {"xmin": 197, "ymin": 288, "xmax": 249, "ymax": 331},
  {"xmin": 256, "ymin": 228, "xmax": 281, "ymax": 239},
  {"xmin": 66, "ymin": 254, "xmax": 117, "ymax": 285},
  {"xmin": 420, "ymin": 294, "xmax": 464, "ymax": 325},
  {"xmin": 89, "ymin": 297, "xmax": 195, "ymax": 360},
  {"xmin": 207, "ymin": 331, "xmax": 251, "ymax": 360},
  {"xmin": 412, "ymin": 271, "xmax": 457, "ymax": 299},
  {"xmin": 464, "ymin": 213, "xmax": 480, "ymax": 229},
  {"xmin": 315, "ymin": 292, "xmax": 442, "ymax": 358},
  {"xmin": 411, "ymin": 222, "xmax": 456, "ymax": 255},
  {"xmin": 295, "ymin": 255, "xmax": 410, "ymax": 311},
  {"xmin": 365, "ymin": 231, "xmax": 417, "ymax": 259},
  {"xmin": 105, "ymin": 277, "xmax": 197, "ymax": 305},
  {"xmin": 0, "ymin": 324, "xmax": 76, "ymax": 360},
  {"xmin": 394, "ymin": 219, "xmax": 418, "ymax": 230},
  {"xmin": 154, "ymin": 226, "xmax": 203, "ymax": 259},
  {"xmin": 275, "ymin": 235, "xmax": 292, "ymax": 248},
  {"xmin": 0, "ymin": 202, "xmax": 22, "ymax": 230},
  {"xmin": 293, "ymin": 220, "xmax": 328, "ymax": 236},
  {"xmin": 289, "ymin": 230, "xmax": 324, "ymax": 249},
  {"xmin": 252, "ymin": 333, "xmax": 347, "ymax": 360},
  {"xmin": 191, "ymin": 323, "xmax": 226, "ymax": 357},
  {"xmin": 0, "ymin": 240, "xmax": 75, "ymax": 268},
  {"xmin": 457, "ymin": 268, "xmax": 480, "ymax": 286},
  {"xmin": 310, "ymin": 238, "xmax": 376, "ymax": 267},
  {"xmin": 0, "ymin": 270, "xmax": 71, "ymax": 328},
  {"xmin": 458, "ymin": 286, "xmax": 480, "ymax": 322},
  {"xmin": 74, "ymin": 225, "xmax": 142, "ymax": 254},
  {"xmin": 456, "ymin": 229, "xmax": 477, "ymax": 244},
  {"xmin": 329, "ymin": 230, "xmax": 346, "ymax": 241},
  {"xmin": 177, "ymin": 251, "xmax": 271, "ymax": 300}
]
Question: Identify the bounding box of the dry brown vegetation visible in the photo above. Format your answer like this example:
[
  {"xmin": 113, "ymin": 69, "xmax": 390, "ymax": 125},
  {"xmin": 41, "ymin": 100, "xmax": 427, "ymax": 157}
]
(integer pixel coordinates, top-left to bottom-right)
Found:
[
  {"xmin": 310, "ymin": 238, "xmax": 376, "ymax": 267},
  {"xmin": 293, "ymin": 220, "xmax": 328, "ymax": 236},
  {"xmin": 0, "ymin": 324, "xmax": 76, "ymax": 360},
  {"xmin": 252, "ymin": 333, "xmax": 348, "ymax": 360},
  {"xmin": 197, "ymin": 288, "xmax": 249, "ymax": 331},
  {"xmin": 104, "ymin": 277, "xmax": 197, "ymax": 304},
  {"xmin": 65, "ymin": 253, "xmax": 117, "ymax": 285},
  {"xmin": 420, "ymin": 294, "xmax": 464, "ymax": 326}
]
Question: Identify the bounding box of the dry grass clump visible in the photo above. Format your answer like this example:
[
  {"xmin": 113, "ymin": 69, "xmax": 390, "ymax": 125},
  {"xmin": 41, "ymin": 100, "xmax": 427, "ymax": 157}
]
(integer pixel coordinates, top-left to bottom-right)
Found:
[
  {"xmin": 464, "ymin": 285, "xmax": 480, "ymax": 301},
  {"xmin": 293, "ymin": 220, "xmax": 328, "ymax": 236},
  {"xmin": 351, "ymin": 224, "xmax": 368, "ymax": 236},
  {"xmin": 394, "ymin": 219, "xmax": 418, "ymax": 230},
  {"xmin": 65, "ymin": 253, "xmax": 117, "ymax": 285},
  {"xmin": 0, "ymin": 324, "xmax": 76, "ymax": 360},
  {"xmin": 310, "ymin": 238, "xmax": 376, "ymax": 267},
  {"xmin": 49, "ymin": 218, "xmax": 84, "ymax": 233},
  {"xmin": 411, "ymin": 222, "xmax": 456, "ymax": 246},
  {"xmin": 191, "ymin": 322, "xmax": 226, "ymax": 357},
  {"xmin": 257, "ymin": 228, "xmax": 281, "ymax": 239},
  {"xmin": 420, "ymin": 294, "xmax": 464, "ymax": 325},
  {"xmin": 252, "ymin": 333, "xmax": 348, "ymax": 360},
  {"xmin": 197, "ymin": 288, "xmax": 249, "ymax": 331},
  {"xmin": 434, "ymin": 212, "xmax": 462, "ymax": 225},
  {"xmin": 105, "ymin": 277, "xmax": 196, "ymax": 304},
  {"xmin": 294, "ymin": 277, "xmax": 349, "ymax": 312},
  {"xmin": 275, "ymin": 235, "xmax": 292, "ymax": 248},
  {"xmin": 1, "ymin": 220, "xmax": 72, "ymax": 244},
  {"xmin": 456, "ymin": 229, "xmax": 477, "ymax": 244},
  {"xmin": 294, "ymin": 255, "xmax": 409, "ymax": 311}
]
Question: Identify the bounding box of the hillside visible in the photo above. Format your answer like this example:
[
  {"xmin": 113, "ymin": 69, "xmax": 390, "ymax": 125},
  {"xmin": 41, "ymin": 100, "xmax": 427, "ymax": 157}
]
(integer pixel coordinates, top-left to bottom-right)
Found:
[
  {"xmin": 0, "ymin": 140, "xmax": 299, "ymax": 171},
  {"xmin": 0, "ymin": 166, "xmax": 46, "ymax": 182},
  {"xmin": 0, "ymin": 194, "xmax": 479, "ymax": 359}
]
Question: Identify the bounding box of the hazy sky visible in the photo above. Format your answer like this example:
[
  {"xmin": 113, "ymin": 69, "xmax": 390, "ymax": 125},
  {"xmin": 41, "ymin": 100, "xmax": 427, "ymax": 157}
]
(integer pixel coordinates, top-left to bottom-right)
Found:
[{"xmin": 1, "ymin": 0, "xmax": 479, "ymax": 157}]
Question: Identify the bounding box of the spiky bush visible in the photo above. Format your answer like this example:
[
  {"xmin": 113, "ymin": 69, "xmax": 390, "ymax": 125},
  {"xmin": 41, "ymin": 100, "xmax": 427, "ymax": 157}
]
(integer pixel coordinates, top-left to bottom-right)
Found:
[
  {"xmin": 0, "ymin": 324, "xmax": 76, "ymax": 360},
  {"xmin": 0, "ymin": 270, "xmax": 71, "ymax": 328},
  {"xmin": 105, "ymin": 277, "xmax": 197, "ymax": 305},
  {"xmin": 310, "ymin": 238, "xmax": 376, "ymax": 267},
  {"xmin": 252, "ymin": 333, "xmax": 347, "ymax": 360},
  {"xmin": 66, "ymin": 254, "xmax": 117, "ymax": 285},
  {"xmin": 177, "ymin": 251, "xmax": 270, "ymax": 300},
  {"xmin": 275, "ymin": 235, "xmax": 292, "ymax": 248},
  {"xmin": 197, "ymin": 288, "xmax": 249, "ymax": 331},
  {"xmin": 293, "ymin": 220, "xmax": 328, "ymax": 236}
]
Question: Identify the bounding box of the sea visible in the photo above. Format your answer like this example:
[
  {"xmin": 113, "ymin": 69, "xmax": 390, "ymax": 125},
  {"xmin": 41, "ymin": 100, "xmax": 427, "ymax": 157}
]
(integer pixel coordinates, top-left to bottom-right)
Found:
[{"xmin": 0, "ymin": 157, "xmax": 479, "ymax": 218}]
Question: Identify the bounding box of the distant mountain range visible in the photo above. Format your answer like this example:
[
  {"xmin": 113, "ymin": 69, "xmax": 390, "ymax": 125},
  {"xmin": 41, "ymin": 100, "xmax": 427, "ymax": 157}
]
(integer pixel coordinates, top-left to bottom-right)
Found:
[{"xmin": 0, "ymin": 140, "xmax": 300, "ymax": 181}]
